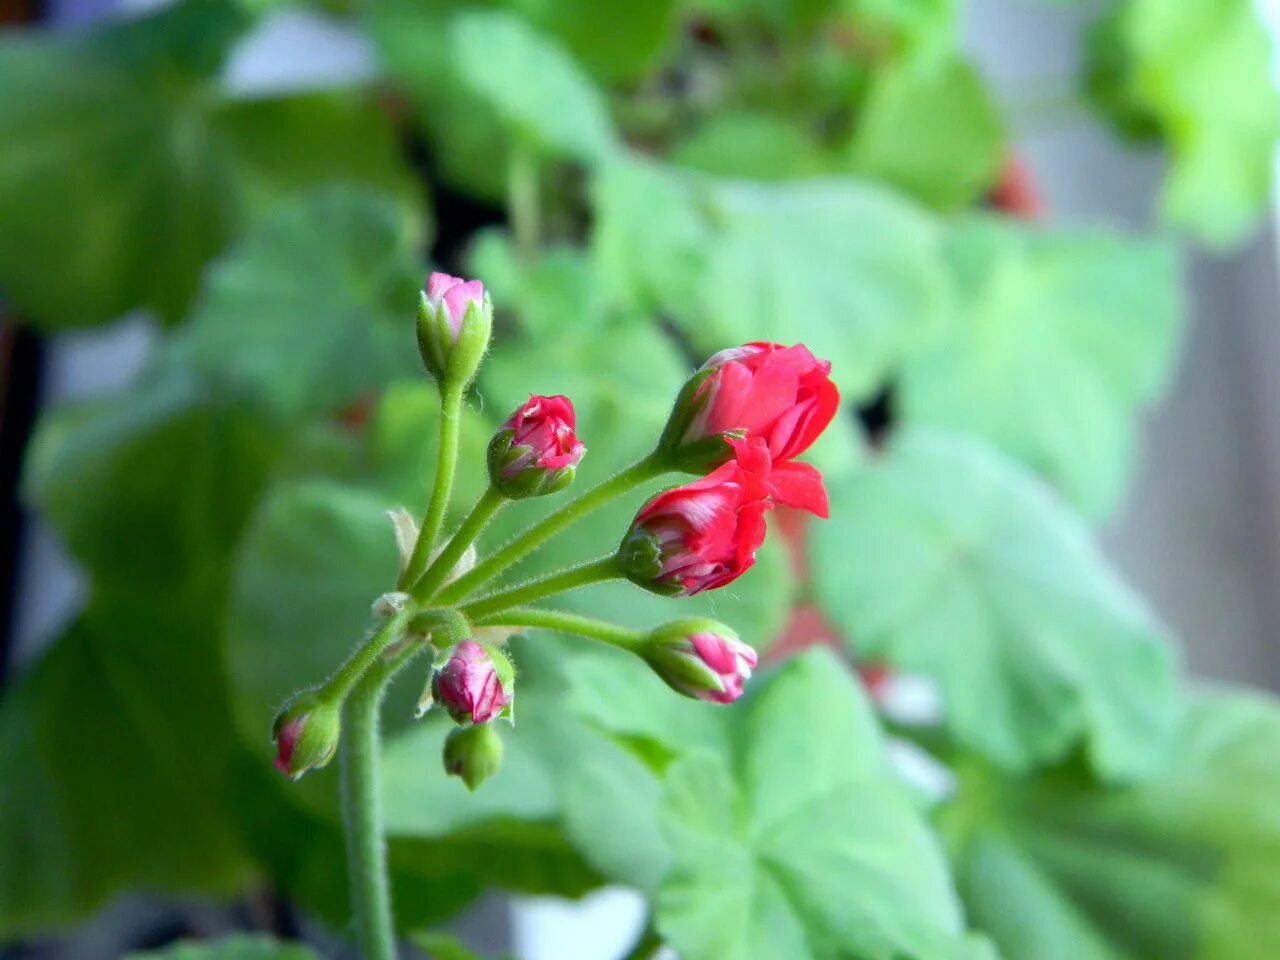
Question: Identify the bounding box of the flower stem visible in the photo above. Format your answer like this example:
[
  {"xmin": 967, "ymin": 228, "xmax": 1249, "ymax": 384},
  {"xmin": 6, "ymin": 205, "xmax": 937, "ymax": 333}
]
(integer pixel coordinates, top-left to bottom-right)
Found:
[
  {"xmin": 320, "ymin": 605, "xmax": 418, "ymax": 705},
  {"xmin": 475, "ymin": 607, "xmax": 644, "ymax": 650},
  {"xmin": 509, "ymin": 138, "xmax": 540, "ymax": 262},
  {"xmin": 436, "ymin": 454, "xmax": 666, "ymax": 605},
  {"xmin": 341, "ymin": 625, "xmax": 423, "ymax": 960},
  {"xmin": 460, "ymin": 556, "xmax": 621, "ymax": 621},
  {"xmin": 400, "ymin": 382, "xmax": 465, "ymax": 590},
  {"xmin": 410, "ymin": 486, "xmax": 506, "ymax": 604}
]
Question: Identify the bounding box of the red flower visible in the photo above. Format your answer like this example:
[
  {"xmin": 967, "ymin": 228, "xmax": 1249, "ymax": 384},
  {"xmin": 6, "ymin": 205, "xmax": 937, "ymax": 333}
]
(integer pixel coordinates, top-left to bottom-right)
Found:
[
  {"xmin": 619, "ymin": 436, "xmax": 773, "ymax": 596},
  {"xmin": 663, "ymin": 342, "xmax": 837, "ymax": 517},
  {"xmin": 433, "ymin": 641, "xmax": 513, "ymax": 724},
  {"xmin": 488, "ymin": 395, "xmax": 586, "ymax": 498}
]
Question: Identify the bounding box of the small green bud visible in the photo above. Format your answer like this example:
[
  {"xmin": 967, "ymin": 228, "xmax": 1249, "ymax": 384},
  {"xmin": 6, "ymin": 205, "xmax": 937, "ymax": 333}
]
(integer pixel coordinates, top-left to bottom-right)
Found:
[
  {"xmin": 272, "ymin": 691, "xmax": 342, "ymax": 780},
  {"xmin": 443, "ymin": 723, "xmax": 504, "ymax": 791}
]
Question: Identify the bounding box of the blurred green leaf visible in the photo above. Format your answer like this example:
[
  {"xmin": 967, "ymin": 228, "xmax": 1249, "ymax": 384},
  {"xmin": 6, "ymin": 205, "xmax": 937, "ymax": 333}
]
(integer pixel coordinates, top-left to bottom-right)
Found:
[
  {"xmin": 848, "ymin": 57, "xmax": 1003, "ymax": 210},
  {"xmin": 901, "ymin": 216, "xmax": 1184, "ymax": 518},
  {"xmin": 948, "ymin": 692, "xmax": 1280, "ymax": 960},
  {"xmin": 173, "ymin": 186, "xmax": 424, "ymax": 423},
  {"xmin": 810, "ymin": 431, "xmax": 1180, "ymax": 781},
  {"xmin": 0, "ymin": 0, "xmax": 417, "ymax": 328},
  {"xmin": 449, "ymin": 9, "xmax": 616, "ymax": 162},
  {"xmin": 594, "ymin": 158, "xmax": 951, "ymax": 400},
  {"xmin": 126, "ymin": 936, "xmax": 315, "ymax": 960},
  {"xmin": 1099, "ymin": 0, "xmax": 1280, "ymax": 247},
  {"xmin": 411, "ymin": 932, "xmax": 515, "ymax": 960},
  {"xmin": 656, "ymin": 649, "xmax": 990, "ymax": 960},
  {"xmin": 510, "ymin": 0, "xmax": 677, "ymax": 83},
  {"xmin": 672, "ymin": 111, "xmax": 827, "ymax": 181},
  {"xmin": 3, "ymin": 374, "xmax": 281, "ymax": 934}
]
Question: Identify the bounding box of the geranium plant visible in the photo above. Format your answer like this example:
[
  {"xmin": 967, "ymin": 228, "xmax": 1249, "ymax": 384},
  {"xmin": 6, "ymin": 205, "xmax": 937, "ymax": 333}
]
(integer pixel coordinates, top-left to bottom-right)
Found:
[{"xmin": 2, "ymin": 1, "xmax": 1280, "ymax": 959}]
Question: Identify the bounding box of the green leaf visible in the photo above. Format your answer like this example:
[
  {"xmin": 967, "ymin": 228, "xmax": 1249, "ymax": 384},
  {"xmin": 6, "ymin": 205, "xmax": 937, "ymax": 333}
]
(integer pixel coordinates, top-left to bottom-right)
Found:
[
  {"xmin": 510, "ymin": 0, "xmax": 677, "ymax": 83},
  {"xmin": 3, "ymin": 364, "xmax": 287, "ymax": 934},
  {"xmin": 672, "ymin": 111, "xmax": 827, "ymax": 181},
  {"xmin": 593, "ymin": 158, "xmax": 951, "ymax": 400},
  {"xmin": 900, "ymin": 216, "xmax": 1184, "ymax": 519},
  {"xmin": 448, "ymin": 9, "xmax": 616, "ymax": 163},
  {"xmin": 848, "ymin": 57, "xmax": 1003, "ymax": 210},
  {"xmin": 0, "ymin": 0, "xmax": 417, "ymax": 328},
  {"xmin": 126, "ymin": 936, "xmax": 315, "ymax": 960},
  {"xmin": 656, "ymin": 649, "xmax": 987, "ymax": 960},
  {"xmin": 947, "ymin": 692, "xmax": 1280, "ymax": 960},
  {"xmin": 411, "ymin": 932, "xmax": 515, "ymax": 960},
  {"xmin": 172, "ymin": 186, "xmax": 424, "ymax": 423},
  {"xmin": 1106, "ymin": 0, "xmax": 1280, "ymax": 247},
  {"xmin": 810, "ymin": 431, "xmax": 1180, "ymax": 780}
]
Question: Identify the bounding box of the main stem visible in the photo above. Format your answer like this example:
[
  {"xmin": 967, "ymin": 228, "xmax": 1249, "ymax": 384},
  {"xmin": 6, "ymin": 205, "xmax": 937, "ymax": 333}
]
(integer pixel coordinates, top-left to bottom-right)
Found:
[
  {"xmin": 460, "ymin": 556, "xmax": 621, "ymax": 621},
  {"xmin": 436, "ymin": 455, "xmax": 665, "ymax": 605},
  {"xmin": 400, "ymin": 382, "xmax": 464, "ymax": 589},
  {"xmin": 342, "ymin": 661, "xmax": 400, "ymax": 960}
]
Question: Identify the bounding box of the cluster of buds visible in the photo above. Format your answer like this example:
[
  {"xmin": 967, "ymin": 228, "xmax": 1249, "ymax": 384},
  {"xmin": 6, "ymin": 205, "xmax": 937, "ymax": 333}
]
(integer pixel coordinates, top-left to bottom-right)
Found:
[{"xmin": 273, "ymin": 272, "xmax": 839, "ymax": 793}]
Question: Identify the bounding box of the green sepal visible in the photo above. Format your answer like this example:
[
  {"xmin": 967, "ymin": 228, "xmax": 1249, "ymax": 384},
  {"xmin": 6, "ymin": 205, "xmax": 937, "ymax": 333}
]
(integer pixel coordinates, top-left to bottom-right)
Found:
[
  {"xmin": 408, "ymin": 607, "xmax": 471, "ymax": 649},
  {"xmin": 641, "ymin": 617, "xmax": 739, "ymax": 697},
  {"xmin": 416, "ymin": 291, "xmax": 493, "ymax": 390},
  {"xmin": 487, "ymin": 428, "xmax": 580, "ymax": 499},
  {"xmin": 616, "ymin": 527, "xmax": 683, "ymax": 596}
]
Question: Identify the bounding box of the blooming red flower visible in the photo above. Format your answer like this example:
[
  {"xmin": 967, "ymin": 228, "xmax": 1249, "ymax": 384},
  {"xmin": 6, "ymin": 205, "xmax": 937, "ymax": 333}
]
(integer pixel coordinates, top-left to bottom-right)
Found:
[
  {"xmin": 425, "ymin": 271, "xmax": 486, "ymax": 339},
  {"xmin": 619, "ymin": 436, "xmax": 773, "ymax": 596},
  {"xmin": 663, "ymin": 342, "xmax": 837, "ymax": 516},
  {"xmin": 433, "ymin": 640, "xmax": 512, "ymax": 724},
  {"xmin": 488, "ymin": 395, "xmax": 586, "ymax": 498},
  {"xmin": 643, "ymin": 621, "xmax": 760, "ymax": 704}
]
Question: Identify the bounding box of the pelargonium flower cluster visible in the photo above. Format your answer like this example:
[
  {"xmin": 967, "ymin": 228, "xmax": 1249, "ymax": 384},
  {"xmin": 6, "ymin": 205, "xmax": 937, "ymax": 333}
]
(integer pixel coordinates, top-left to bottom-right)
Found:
[{"xmin": 272, "ymin": 272, "xmax": 838, "ymax": 789}]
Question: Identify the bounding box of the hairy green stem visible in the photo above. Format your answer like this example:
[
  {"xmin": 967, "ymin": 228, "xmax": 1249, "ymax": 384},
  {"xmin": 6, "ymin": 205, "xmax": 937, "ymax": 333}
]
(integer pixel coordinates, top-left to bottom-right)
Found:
[
  {"xmin": 320, "ymin": 605, "xmax": 418, "ymax": 705},
  {"xmin": 400, "ymin": 382, "xmax": 464, "ymax": 589},
  {"xmin": 340, "ymin": 626, "xmax": 424, "ymax": 960},
  {"xmin": 475, "ymin": 606, "xmax": 644, "ymax": 650},
  {"xmin": 436, "ymin": 455, "xmax": 666, "ymax": 605},
  {"xmin": 410, "ymin": 486, "xmax": 505, "ymax": 604},
  {"xmin": 460, "ymin": 556, "xmax": 621, "ymax": 621},
  {"xmin": 509, "ymin": 138, "xmax": 540, "ymax": 262}
]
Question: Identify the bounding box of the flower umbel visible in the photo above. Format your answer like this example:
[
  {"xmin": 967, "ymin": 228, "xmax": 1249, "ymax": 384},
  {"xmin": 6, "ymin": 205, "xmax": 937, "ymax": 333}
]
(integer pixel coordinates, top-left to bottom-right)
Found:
[
  {"xmin": 618, "ymin": 436, "xmax": 773, "ymax": 596},
  {"xmin": 431, "ymin": 640, "xmax": 514, "ymax": 724},
  {"xmin": 642, "ymin": 618, "xmax": 758, "ymax": 704},
  {"xmin": 488, "ymin": 394, "xmax": 586, "ymax": 499}
]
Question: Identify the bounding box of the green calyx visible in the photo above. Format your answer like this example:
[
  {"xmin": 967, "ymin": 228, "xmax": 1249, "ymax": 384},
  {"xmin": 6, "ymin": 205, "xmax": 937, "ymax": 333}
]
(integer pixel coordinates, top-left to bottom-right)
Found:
[
  {"xmin": 443, "ymin": 723, "xmax": 505, "ymax": 791},
  {"xmin": 416, "ymin": 292, "xmax": 493, "ymax": 390},
  {"xmin": 487, "ymin": 428, "xmax": 579, "ymax": 499},
  {"xmin": 617, "ymin": 527, "xmax": 682, "ymax": 596}
]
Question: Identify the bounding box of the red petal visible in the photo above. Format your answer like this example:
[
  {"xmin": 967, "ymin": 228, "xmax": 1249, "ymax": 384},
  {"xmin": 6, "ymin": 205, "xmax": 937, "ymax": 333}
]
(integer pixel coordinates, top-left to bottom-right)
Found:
[{"xmin": 769, "ymin": 461, "xmax": 829, "ymax": 518}]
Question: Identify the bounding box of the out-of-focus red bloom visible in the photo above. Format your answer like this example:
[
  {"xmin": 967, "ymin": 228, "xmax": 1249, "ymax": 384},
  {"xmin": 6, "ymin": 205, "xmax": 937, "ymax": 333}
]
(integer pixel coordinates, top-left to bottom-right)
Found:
[{"xmin": 619, "ymin": 436, "xmax": 773, "ymax": 596}]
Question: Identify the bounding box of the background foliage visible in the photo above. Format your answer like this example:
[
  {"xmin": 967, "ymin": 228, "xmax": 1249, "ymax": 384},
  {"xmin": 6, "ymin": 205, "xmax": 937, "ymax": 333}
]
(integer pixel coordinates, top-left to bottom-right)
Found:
[{"xmin": 2, "ymin": 0, "xmax": 1279, "ymax": 957}]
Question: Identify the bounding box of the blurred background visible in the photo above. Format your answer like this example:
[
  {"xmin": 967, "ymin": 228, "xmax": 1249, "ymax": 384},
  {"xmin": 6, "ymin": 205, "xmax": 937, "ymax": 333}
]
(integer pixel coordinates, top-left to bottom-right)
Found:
[{"xmin": 2, "ymin": 0, "xmax": 1279, "ymax": 958}]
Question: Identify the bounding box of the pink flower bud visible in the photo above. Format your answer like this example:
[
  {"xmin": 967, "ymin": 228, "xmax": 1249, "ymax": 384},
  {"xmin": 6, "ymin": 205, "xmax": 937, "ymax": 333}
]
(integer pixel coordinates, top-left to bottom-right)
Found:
[
  {"xmin": 488, "ymin": 394, "xmax": 586, "ymax": 499},
  {"xmin": 618, "ymin": 436, "xmax": 773, "ymax": 596},
  {"xmin": 657, "ymin": 342, "xmax": 837, "ymax": 517},
  {"xmin": 271, "ymin": 692, "xmax": 341, "ymax": 780},
  {"xmin": 417, "ymin": 272, "xmax": 492, "ymax": 384},
  {"xmin": 425, "ymin": 272, "xmax": 486, "ymax": 338},
  {"xmin": 642, "ymin": 619, "xmax": 758, "ymax": 704},
  {"xmin": 432, "ymin": 640, "xmax": 514, "ymax": 724}
]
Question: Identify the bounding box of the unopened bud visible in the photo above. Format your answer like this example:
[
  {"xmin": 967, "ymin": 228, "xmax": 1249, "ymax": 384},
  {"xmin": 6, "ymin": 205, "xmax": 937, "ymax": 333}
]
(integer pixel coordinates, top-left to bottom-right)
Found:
[
  {"xmin": 416, "ymin": 272, "xmax": 492, "ymax": 387},
  {"xmin": 443, "ymin": 723, "xmax": 504, "ymax": 791},
  {"xmin": 641, "ymin": 618, "xmax": 758, "ymax": 704},
  {"xmin": 487, "ymin": 394, "xmax": 586, "ymax": 499},
  {"xmin": 271, "ymin": 691, "xmax": 342, "ymax": 780},
  {"xmin": 431, "ymin": 640, "xmax": 514, "ymax": 724}
]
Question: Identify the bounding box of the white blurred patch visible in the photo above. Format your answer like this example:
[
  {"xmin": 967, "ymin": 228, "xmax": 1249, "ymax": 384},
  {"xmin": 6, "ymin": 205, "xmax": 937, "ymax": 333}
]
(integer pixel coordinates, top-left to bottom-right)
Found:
[
  {"xmin": 874, "ymin": 672, "xmax": 943, "ymax": 726},
  {"xmin": 512, "ymin": 887, "xmax": 676, "ymax": 960},
  {"xmin": 886, "ymin": 737, "xmax": 957, "ymax": 805},
  {"xmin": 222, "ymin": 8, "xmax": 377, "ymax": 97}
]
